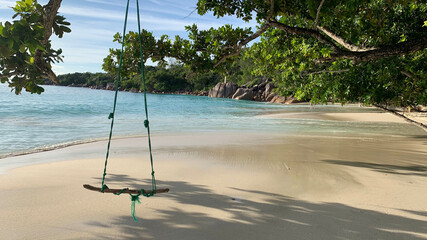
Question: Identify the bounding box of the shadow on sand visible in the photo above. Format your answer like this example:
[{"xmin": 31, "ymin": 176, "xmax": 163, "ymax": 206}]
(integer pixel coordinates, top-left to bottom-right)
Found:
[
  {"xmin": 82, "ymin": 174, "xmax": 427, "ymax": 240},
  {"xmin": 323, "ymin": 159, "xmax": 427, "ymax": 177}
]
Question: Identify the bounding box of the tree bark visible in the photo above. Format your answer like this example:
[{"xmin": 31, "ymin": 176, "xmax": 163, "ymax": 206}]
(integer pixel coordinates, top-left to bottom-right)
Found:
[
  {"xmin": 34, "ymin": 0, "xmax": 62, "ymax": 84},
  {"xmin": 332, "ymin": 38, "xmax": 427, "ymax": 62},
  {"xmin": 313, "ymin": 0, "xmax": 326, "ymax": 29},
  {"xmin": 317, "ymin": 26, "xmax": 376, "ymax": 52},
  {"xmin": 375, "ymin": 105, "xmax": 427, "ymax": 130},
  {"xmin": 268, "ymin": 20, "xmax": 427, "ymax": 62}
]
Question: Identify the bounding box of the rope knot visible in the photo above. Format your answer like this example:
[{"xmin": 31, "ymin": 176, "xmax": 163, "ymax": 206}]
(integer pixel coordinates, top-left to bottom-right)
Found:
[
  {"xmin": 130, "ymin": 193, "xmax": 141, "ymax": 222},
  {"xmin": 108, "ymin": 113, "xmax": 114, "ymax": 119},
  {"xmin": 151, "ymin": 171, "xmax": 155, "ymax": 176},
  {"xmin": 100, "ymin": 184, "xmax": 109, "ymax": 193},
  {"xmin": 144, "ymin": 120, "xmax": 149, "ymax": 128},
  {"xmin": 130, "ymin": 194, "xmax": 141, "ymax": 202}
]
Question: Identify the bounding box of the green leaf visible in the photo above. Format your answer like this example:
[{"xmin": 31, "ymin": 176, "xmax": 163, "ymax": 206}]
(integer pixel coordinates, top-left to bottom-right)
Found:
[{"xmin": 19, "ymin": 44, "xmax": 26, "ymax": 53}]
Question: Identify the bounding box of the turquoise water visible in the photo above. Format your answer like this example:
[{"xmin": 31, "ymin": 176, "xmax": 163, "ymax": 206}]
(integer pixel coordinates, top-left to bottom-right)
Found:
[{"xmin": 0, "ymin": 84, "xmax": 424, "ymax": 157}]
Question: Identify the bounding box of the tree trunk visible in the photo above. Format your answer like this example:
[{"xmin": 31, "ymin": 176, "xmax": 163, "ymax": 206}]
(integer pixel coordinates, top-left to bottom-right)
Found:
[{"xmin": 34, "ymin": 0, "xmax": 63, "ymax": 84}]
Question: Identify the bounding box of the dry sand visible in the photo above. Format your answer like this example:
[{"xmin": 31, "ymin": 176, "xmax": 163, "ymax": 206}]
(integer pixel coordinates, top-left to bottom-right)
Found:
[
  {"xmin": 1, "ymin": 112, "xmax": 426, "ymax": 239},
  {"xmin": 259, "ymin": 111, "xmax": 410, "ymax": 123}
]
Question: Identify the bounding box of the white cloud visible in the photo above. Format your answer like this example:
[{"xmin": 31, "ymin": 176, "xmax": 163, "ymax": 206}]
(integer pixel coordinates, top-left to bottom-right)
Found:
[
  {"xmin": 84, "ymin": 0, "xmax": 125, "ymax": 7},
  {"xmin": 0, "ymin": 0, "xmax": 15, "ymax": 9},
  {"xmin": 0, "ymin": 0, "xmax": 256, "ymax": 74},
  {"xmin": 146, "ymin": 0, "xmax": 161, "ymax": 5},
  {"xmin": 60, "ymin": 5, "xmax": 133, "ymax": 22},
  {"xmin": 138, "ymin": 15, "xmax": 222, "ymax": 31},
  {"xmin": 59, "ymin": 5, "xmax": 222, "ymax": 32},
  {"xmin": 62, "ymin": 25, "xmax": 117, "ymax": 42},
  {"xmin": 64, "ymin": 47, "xmax": 109, "ymax": 63},
  {"xmin": 59, "ymin": 5, "xmax": 193, "ymax": 26},
  {"xmin": 0, "ymin": 17, "xmax": 10, "ymax": 23}
]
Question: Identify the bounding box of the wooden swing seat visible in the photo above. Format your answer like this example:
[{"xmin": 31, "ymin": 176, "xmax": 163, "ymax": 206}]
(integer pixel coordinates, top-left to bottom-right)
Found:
[{"xmin": 83, "ymin": 184, "xmax": 169, "ymax": 194}]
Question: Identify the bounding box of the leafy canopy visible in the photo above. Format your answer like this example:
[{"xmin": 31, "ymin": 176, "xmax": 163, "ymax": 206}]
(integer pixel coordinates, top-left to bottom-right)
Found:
[
  {"xmin": 106, "ymin": 0, "xmax": 426, "ymax": 106},
  {"xmin": 0, "ymin": 0, "xmax": 69, "ymax": 94}
]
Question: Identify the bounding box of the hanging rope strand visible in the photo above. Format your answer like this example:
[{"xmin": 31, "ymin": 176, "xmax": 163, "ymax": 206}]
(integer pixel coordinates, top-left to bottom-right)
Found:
[
  {"xmin": 93, "ymin": 0, "xmax": 161, "ymax": 222},
  {"xmin": 101, "ymin": 0, "xmax": 131, "ymax": 192},
  {"xmin": 136, "ymin": 0, "xmax": 156, "ymax": 192}
]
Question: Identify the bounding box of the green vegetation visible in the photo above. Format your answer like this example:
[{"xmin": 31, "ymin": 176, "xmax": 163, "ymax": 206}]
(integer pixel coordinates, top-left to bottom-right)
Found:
[
  {"xmin": 57, "ymin": 72, "xmax": 114, "ymax": 87},
  {"xmin": 56, "ymin": 64, "xmax": 222, "ymax": 93},
  {"xmin": 0, "ymin": 0, "xmax": 66, "ymax": 94},
  {"xmin": 103, "ymin": 0, "xmax": 426, "ymax": 107},
  {"xmin": 240, "ymin": 0, "xmax": 427, "ymax": 106},
  {"xmin": 1, "ymin": 0, "xmax": 426, "ymax": 107}
]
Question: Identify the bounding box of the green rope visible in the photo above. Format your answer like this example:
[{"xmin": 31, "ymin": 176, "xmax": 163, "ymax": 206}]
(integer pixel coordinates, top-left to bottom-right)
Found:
[
  {"xmin": 101, "ymin": 0, "xmax": 131, "ymax": 192},
  {"xmin": 130, "ymin": 194, "xmax": 141, "ymax": 221},
  {"xmin": 136, "ymin": 0, "xmax": 156, "ymax": 193},
  {"xmin": 99, "ymin": 0, "xmax": 158, "ymax": 222}
]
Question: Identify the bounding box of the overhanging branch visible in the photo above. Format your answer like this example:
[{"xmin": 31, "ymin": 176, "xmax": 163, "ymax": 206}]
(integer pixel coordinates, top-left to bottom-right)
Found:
[
  {"xmin": 303, "ymin": 69, "xmax": 350, "ymax": 75},
  {"xmin": 213, "ymin": 24, "xmax": 269, "ymax": 68},
  {"xmin": 313, "ymin": 0, "xmax": 326, "ymax": 29},
  {"xmin": 213, "ymin": 0, "xmax": 275, "ymax": 68},
  {"xmin": 268, "ymin": 20, "xmax": 343, "ymax": 53},
  {"xmin": 317, "ymin": 27, "xmax": 376, "ymax": 52},
  {"xmin": 269, "ymin": 20, "xmax": 427, "ymax": 62},
  {"xmin": 332, "ymin": 37, "xmax": 427, "ymax": 62}
]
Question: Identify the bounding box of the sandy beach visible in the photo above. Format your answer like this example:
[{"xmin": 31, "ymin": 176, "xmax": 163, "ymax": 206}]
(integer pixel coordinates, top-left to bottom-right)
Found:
[
  {"xmin": 259, "ymin": 111, "xmax": 410, "ymax": 123},
  {"xmin": 0, "ymin": 112, "xmax": 426, "ymax": 240}
]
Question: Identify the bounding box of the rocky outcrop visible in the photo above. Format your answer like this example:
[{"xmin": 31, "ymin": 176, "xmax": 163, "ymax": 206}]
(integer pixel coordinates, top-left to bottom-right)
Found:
[
  {"xmin": 208, "ymin": 78, "xmax": 305, "ymax": 104},
  {"xmin": 285, "ymin": 97, "xmax": 301, "ymax": 104},
  {"xmin": 105, "ymin": 83, "xmax": 115, "ymax": 90},
  {"xmin": 270, "ymin": 95, "xmax": 286, "ymax": 104},
  {"xmin": 232, "ymin": 88, "xmax": 255, "ymax": 100},
  {"xmin": 208, "ymin": 82, "xmax": 238, "ymax": 98}
]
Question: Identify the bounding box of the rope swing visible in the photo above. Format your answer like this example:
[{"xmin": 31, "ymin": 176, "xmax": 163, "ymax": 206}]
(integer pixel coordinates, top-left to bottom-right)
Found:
[{"xmin": 83, "ymin": 0, "xmax": 169, "ymax": 222}]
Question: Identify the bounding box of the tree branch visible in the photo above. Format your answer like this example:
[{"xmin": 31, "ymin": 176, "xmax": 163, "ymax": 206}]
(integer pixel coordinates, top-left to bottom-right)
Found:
[
  {"xmin": 313, "ymin": 0, "xmax": 326, "ymax": 29},
  {"xmin": 268, "ymin": 0, "xmax": 275, "ymax": 21},
  {"xmin": 210, "ymin": 1, "xmax": 427, "ymax": 70},
  {"xmin": 303, "ymin": 69, "xmax": 350, "ymax": 75},
  {"xmin": 212, "ymin": 0, "xmax": 275, "ymax": 68},
  {"xmin": 34, "ymin": 0, "xmax": 62, "ymax": 84},
  {"xmin": 400, "ymin": 70, "xmax": 421, "ymax": 80},
  {"xmin": 0, "ymin": 72, "xmax": 16, "ymax": 79},
  {"xmin": 375, "ymin": 104, "xmax": 427, "ymax": 130},
  {"xmin": 317, "ymin": 26, "xmax": 376, "ymax": 52},
  {"xmin": 268, "ymin": 20, "xmax": 343, "ymax": 52},
  {"xmin": 213, "ymin": 24, "xmax": 270, "ymax": 68},
  {"xmin": 269, "ymin": 20, "xmax": 427, "ymax": 62},
  {"xmin": 401, "ymin": 70, "xmax": 414, "ymax": 78},
  {"xmin": 332, "ymin": 37, "xmax": 427, "ymax": 62}
]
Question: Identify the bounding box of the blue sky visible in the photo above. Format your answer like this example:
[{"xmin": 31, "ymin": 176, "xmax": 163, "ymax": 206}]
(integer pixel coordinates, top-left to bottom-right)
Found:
[{"xmin": 0, "ymin": 0, "xmax": 256, "ymax": 74}]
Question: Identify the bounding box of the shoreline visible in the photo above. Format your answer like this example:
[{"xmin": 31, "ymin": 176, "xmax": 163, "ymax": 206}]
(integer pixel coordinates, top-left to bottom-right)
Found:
[
  {"xmin": 0, "ymin": 132, "xmax": 397, "ymax": 175},
  {"xmin": 0, "ymin": 135, "xmax": 149, "ymax": 160},
  {"xmin": 1, "ymin": 131, "xmax": 426, "ymax": 239},
  {"xmin": 1, "ymin": 107, "xmax": 425, "ymax": 162}
]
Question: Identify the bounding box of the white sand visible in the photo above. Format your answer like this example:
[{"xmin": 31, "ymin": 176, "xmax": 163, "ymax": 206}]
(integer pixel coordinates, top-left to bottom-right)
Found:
[
  {"xmin": 259, "ymin": 111, "xmax": 410, "ymax": 123},
  {"xmin": 0, "ymin": 130, "xmax": 426, "ymax": 240}
]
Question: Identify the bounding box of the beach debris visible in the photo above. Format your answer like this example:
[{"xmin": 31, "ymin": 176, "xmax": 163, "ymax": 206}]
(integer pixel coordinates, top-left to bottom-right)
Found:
[{"xmin": 231, "ymin": 197, "xmax": 242, "ymax": 202}]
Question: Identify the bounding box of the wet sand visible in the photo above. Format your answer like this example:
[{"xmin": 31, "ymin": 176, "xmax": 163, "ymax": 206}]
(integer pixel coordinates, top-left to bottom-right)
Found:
[{"xmin": 0, "ymin": 128, "xmax": 426, "ymax": 239}]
